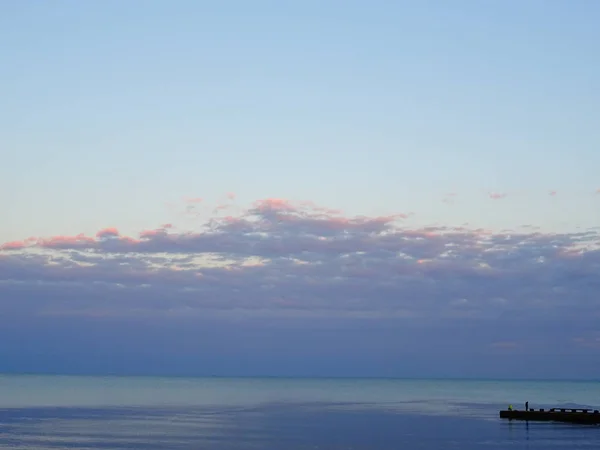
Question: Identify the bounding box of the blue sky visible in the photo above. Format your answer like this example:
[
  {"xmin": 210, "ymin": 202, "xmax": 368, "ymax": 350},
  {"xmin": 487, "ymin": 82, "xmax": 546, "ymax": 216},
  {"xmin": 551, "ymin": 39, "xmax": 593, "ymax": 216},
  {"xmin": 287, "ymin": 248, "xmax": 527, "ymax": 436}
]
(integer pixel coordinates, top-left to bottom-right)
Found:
[{"xmin": 1, "ymin": 1, "xmax": 599, "ymax": 378}]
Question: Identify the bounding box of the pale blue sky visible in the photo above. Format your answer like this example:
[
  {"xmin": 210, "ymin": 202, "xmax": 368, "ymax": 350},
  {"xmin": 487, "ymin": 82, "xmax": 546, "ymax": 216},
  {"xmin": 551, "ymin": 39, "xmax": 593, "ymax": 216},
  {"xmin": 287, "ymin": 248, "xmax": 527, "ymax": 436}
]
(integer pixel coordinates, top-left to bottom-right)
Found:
[
  {"xmin": 2, "ymin": 1, "xmax": 600, "ymax": 378},
  {"xmin": 2, "ymin": 1, "xmax": 599, "ymax": 241}
]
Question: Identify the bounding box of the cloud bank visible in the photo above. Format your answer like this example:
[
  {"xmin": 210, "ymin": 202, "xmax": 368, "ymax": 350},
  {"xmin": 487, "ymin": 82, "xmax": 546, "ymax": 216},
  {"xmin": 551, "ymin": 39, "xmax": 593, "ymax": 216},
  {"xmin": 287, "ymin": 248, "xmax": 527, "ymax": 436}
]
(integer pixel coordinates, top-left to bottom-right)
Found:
[{"xmin": 1, "ymin": 197, "xmax": 599, "ymax": 324}]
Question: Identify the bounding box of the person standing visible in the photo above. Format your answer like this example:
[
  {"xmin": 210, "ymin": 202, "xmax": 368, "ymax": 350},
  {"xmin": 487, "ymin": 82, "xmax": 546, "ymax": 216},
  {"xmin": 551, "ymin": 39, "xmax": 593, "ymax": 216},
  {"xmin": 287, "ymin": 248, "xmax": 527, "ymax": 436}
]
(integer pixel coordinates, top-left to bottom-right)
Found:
[{"xmin": 525, "ymin": 401, "xmax": 529, "ymax": 411}]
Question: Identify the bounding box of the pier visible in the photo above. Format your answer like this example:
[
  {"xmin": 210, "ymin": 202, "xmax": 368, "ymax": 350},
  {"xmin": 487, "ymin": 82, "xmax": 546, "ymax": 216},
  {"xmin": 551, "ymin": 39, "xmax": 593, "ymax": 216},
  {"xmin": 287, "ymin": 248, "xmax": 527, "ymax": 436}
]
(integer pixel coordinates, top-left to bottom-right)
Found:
[{"xmin": 499, "ymin": 407, "xmax": 600, "ymax": 425}]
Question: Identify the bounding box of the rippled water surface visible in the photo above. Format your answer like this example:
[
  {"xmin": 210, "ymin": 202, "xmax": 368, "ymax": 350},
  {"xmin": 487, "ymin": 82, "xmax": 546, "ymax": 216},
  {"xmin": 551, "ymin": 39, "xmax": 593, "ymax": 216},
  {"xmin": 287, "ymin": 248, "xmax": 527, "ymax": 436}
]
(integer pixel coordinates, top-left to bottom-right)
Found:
[{"xmin": 0, "ymin": 376, "xmax": 598, "ymax": 449}]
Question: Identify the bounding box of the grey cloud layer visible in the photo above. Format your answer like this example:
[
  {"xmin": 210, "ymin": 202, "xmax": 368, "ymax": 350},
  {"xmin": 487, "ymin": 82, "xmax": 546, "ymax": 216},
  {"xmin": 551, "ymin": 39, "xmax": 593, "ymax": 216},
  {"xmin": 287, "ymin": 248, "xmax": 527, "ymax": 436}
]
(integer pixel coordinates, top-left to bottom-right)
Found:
[{"xmin": 1, "ymin": 199, "xmax": 599, "ymax": 321}]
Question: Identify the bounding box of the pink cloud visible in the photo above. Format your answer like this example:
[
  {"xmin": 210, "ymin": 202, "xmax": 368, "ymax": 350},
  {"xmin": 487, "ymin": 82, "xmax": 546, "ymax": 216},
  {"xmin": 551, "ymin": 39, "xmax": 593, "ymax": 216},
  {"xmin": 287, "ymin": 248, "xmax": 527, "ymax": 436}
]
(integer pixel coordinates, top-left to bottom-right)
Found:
[
  {"xmin": 488, "ymin": 192, "xmax": 507, "ymax": 200},
  {"xmin": 183, "ymin": 197, "xmax": 203, "ymax": 204},
  {"xmin": 0, "ymin": 236, "xmax": 38, "ymax": 250},
  {"xmin": 139, "ymin": 223, "xmax": 174, "ymax": 239},
  {"xmin": 0, "ymin": 241, "xmax": 28, "ymax": 250},
  {"xmin": 37, "ymin": 234, "xmax": 97, "ymax": 249},
  {"xmin": 96, "ymin": 227, "xmax": 120, "ymax": 238},
  {"xmin": 442, "ymin": 193, "xmax": 457, "ymax": 204},
  {"xmin": 139, "ymin": 229, "xmax": 164, "ymax": 238},
  {"xmin": 213, "ymin": 203, "xmax": 233, "ymax": 213},
  {"xmin": 253, "ymin": 198, "xmax": 294, "ymax": 212},
  {"xmin": 298, "ymin": 200, "xmax": 343, "ymax": 215},
  {"xmin": 1, "ymin": 196, "xmax": 600, "ymax": 328},
  {"xmin": 2, "ymin": 198, "xmax": 407, "ymax": 254},
  {"xmin": 2, "ymin": 197, "xmax": 593, "ymax": 267}
]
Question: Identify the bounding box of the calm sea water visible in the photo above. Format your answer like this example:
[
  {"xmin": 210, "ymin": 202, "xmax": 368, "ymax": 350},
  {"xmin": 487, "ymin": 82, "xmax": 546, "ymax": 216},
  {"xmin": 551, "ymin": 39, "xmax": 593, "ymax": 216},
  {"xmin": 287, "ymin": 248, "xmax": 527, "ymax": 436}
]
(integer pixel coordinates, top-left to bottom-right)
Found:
[{"xmin": 0, "ymin": 375, "xmax": 598, "ymax": 449}]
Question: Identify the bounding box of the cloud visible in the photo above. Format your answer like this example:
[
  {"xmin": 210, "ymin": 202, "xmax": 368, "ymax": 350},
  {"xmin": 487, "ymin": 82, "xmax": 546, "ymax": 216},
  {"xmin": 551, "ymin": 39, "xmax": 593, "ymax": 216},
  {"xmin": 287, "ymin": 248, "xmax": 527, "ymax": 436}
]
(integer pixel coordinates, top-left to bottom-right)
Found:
[
  {"xmin": 179, "ymin": 197, "xmax": 205, "ymax": 215},
  {"xmin": 183, "ymin": 197, "xmax": 203, "ymax": 204},
  {"xmin": 0, "ymin": 240, "xmax": 33, "ymax": 250},
  {"xmin": 3, "ymin": 196, "xmax": 600, "ymax": 377},
  {"xmin": 96, "ymin": 227, "xmax": 120, "ymax": 238},
  {"xmin": 572, "ymin": 336, "xmax": 600, "ymax": 349},
  {"xmin": 1, "ymin": 197, "xmax": 599, "ymax": 329},
  {"xmin": 549, "ymin": 190, "xmax": 557, "ymax": 196},
  {"xmin": 488, "ymin": 192, "xmax": 507, "ymax": 200},
  {"xmin": 213, "ymin": 193, "xmax": 239, "ymax": 215},
  {"xmin": 442, "ymin": 193, "xmax": 457, "ymax": 204}
]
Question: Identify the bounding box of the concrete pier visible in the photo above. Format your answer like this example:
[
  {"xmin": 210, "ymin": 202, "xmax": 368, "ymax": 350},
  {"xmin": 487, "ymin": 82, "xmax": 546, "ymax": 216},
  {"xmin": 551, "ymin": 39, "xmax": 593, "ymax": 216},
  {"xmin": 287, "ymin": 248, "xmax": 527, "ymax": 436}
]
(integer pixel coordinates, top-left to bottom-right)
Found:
[{"xmin": 499, "ymin": 407, "xmax": 600, "ymax": 425}]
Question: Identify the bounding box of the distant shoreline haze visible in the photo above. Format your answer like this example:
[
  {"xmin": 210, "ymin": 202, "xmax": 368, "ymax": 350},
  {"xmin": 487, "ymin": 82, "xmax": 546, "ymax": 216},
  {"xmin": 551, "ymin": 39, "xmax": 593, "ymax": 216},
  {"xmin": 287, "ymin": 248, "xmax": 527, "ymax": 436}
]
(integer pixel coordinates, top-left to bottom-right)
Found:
[{"xmin": 0, "ymin": 373, "xmax": 598, "ymax": 383}]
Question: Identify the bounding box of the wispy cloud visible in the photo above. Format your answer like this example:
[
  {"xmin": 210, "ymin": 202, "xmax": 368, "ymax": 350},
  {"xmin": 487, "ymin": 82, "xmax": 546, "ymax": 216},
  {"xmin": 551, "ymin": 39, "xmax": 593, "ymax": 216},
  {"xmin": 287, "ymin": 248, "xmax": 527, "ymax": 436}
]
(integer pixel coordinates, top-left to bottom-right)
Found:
[
  {"xmin": 488, "ymin": 192, "xmax": 507, "ymax": 200},
  {"xmin": 183, "ymin": 197, "xmax": 203, "ymax": 204},
  {"xmin": 442, "ymin": 193, "xmax": 457, "ymax": 204},
  {"xmin": 572, "ymin": 335, "xmax": 600, "ymax": 349}
]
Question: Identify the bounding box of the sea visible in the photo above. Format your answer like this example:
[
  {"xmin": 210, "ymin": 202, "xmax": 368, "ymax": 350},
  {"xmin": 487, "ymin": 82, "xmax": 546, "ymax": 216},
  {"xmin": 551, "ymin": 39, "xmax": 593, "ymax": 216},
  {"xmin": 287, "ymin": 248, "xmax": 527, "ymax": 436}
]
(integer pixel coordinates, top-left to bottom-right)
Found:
[{"xmin": 0, "ymin": 375, "xmax": 598, "ymax": 449}]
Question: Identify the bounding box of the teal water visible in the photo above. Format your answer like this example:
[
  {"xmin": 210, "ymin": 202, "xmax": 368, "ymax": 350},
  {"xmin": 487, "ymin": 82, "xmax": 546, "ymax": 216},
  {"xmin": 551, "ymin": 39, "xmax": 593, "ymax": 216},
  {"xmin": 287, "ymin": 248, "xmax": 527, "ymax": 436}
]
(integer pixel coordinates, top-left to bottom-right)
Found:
[
  {"xmin": 0, "ymin": 375, "xmax": 598, "ymax": 449},
  {"xmin": 1, "ymin": 375, "xmax": 598, "ymax": 411}
]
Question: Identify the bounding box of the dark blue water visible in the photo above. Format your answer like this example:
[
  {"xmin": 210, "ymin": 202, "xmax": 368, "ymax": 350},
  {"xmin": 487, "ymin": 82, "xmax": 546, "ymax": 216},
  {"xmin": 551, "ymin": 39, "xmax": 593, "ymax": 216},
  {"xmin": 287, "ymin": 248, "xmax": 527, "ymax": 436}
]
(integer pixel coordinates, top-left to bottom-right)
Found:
[
  {"xmin": 0, "ymin": 403, "xmax": 598, "ymax": 449},
  {"xmin": 0, "ymin": 376, "xmax": 598, "ymax": 449}
]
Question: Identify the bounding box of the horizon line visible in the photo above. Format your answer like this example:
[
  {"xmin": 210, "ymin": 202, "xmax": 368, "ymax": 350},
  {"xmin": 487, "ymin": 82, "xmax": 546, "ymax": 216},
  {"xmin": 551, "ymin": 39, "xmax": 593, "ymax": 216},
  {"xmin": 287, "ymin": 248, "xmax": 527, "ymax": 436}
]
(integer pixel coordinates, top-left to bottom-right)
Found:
[{"xmin": 1, "ymin": 372, "xmax": 598, "ymax": 383}]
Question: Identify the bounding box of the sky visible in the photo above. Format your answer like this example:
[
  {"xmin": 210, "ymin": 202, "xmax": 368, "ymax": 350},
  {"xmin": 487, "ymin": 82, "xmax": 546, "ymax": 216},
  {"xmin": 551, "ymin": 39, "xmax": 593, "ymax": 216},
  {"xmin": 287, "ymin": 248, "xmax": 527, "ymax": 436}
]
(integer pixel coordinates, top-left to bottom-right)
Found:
[{"xmin": 1, "ymin": 0, "xmax": 599, "ymax": 379}]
